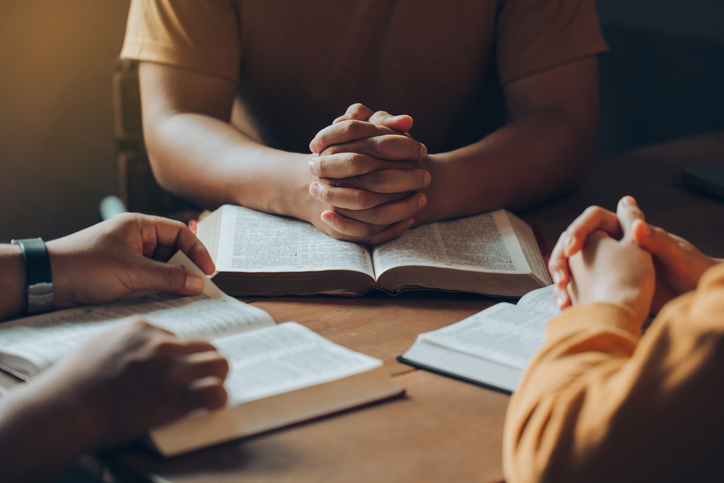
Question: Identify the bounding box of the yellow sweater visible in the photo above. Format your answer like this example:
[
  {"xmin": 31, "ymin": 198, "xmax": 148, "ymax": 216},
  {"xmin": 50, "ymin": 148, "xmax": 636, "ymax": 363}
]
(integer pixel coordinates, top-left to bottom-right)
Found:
[{"xmin": 503, "ymin": 263, "xmax": 724, "ymax": 483}]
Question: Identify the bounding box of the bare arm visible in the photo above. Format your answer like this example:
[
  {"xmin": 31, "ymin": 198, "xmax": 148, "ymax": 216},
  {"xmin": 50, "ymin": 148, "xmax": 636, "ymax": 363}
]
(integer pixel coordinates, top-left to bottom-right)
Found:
[
  {"xmin": 139, "ymin": 62, "xmax": 420, "ymax": 244},
  {"xmin": 310, "ymin": 56, "xmax": 601, "ymax": 231},
  {"xmin": 0, "ymin": 245, "xmax": 26, "ymax": 320},
  {"xmin": 139, "ymin": 63, "xmax": 309, "ymax": 216},
  {"xmin": 420, "ymin": 56, "xmax": 600, "ymax": 222}
]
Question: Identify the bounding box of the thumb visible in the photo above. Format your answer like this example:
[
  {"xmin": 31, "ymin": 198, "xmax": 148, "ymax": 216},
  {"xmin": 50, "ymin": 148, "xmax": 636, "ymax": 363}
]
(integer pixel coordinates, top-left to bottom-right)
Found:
[
  {"xmin": 333, "ymin": 103, "xmax": 375, "ymax": 123},
  {"xmin": 632, "ymin": 220, "xmax": 676, "ymax": 258},
  {"xmin": 616, "ymin": 196, "xmax": 645, "ymax": 239},
  {"xmin": 368, "ymin": 111, "xmax": 414, "ymax": 133},
  {"xmin": 132, "ymin": 260, "xmax": 206, "ymax": 295},
  {"xmin": 185, "ymin": 377, "xmax": 228, "ymax": 411}
]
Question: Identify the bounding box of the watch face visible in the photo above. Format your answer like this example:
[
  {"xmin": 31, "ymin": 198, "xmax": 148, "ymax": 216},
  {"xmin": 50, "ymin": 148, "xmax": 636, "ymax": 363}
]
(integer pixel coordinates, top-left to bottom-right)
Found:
[
  {"xmin": 12, "ymin": 238, "xmax": 54, "ymax": 315},
  {"xmin": 27, "ymin": 282, "xmax": 54, "ymax": 315}
]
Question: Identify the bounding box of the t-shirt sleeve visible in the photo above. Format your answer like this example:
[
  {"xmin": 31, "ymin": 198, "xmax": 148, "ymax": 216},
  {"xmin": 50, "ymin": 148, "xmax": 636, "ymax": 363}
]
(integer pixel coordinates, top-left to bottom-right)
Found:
[
  {"xmin": 120, "ymin": 0, "xmax": 241, "ymax": 82},
  {"xmin": 496, "ymin": 0, "xmax": 608, "ymax": 84}
]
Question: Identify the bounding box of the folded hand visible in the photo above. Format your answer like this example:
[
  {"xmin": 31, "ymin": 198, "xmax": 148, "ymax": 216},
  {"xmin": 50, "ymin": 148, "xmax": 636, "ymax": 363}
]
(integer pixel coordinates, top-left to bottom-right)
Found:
[
  {"xmin": 307, "ymin": 103, "xmax": 431, "ymax": 244},
  {"xmin": 549, "ymin": 196, "xmax": 718, "ymax": 313}
]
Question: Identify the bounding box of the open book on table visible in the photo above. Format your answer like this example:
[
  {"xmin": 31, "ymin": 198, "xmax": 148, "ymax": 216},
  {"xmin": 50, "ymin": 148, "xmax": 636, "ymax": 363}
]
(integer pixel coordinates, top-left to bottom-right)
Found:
[
  {"xmin": 197, "ymin": 205, "xmax": 551, "ymax": 298},
  {"xmin": 0, "ymin": 252, "xmax": 403, "ymax": 457},
  {"xmin": 399, "ymin": 285, "xmax": 560, "ymax": 393}
]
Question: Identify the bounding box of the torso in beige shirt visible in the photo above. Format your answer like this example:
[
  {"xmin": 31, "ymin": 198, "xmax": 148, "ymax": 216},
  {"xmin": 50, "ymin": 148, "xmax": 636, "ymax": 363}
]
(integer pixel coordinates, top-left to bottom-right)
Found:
[{"xmin": 122, "ymin": 0, "xmax": 607, "ymax": 153}]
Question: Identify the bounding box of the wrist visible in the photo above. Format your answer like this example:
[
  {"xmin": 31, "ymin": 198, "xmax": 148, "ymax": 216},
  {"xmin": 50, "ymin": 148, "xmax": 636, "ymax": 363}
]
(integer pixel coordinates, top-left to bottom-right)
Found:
[
  {"xmin": 232, "ymin": 152, "xmax": 319, "ymax": 221},
  {"xmin": 416, "ymin": 154, "xmax": 450, "ymax": 225},
  {"xmin": 45, "ymin": 239, "xmax": 78, "ymax": 310},
  {"xmin": 0, "ymin": 244, "xmax": 27, "ymax": 320},
  {"xmin": 11, "ymin": 238, "xmax": 55, "ymax": 316},
  {"xmin": 283, "ymin": 153, "xmax": 325, "ymax": 224}
]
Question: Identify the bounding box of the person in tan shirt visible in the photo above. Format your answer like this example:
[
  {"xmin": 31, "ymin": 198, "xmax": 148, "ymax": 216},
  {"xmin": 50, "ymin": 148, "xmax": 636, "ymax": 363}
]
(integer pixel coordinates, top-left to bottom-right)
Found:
[
  {"xmin": 504, "ymin": 195, "xmax": 724, "ymax": 483},
  {"xmin": 121, "ymin": 0, "xmax": 608, "ymax": 245}
]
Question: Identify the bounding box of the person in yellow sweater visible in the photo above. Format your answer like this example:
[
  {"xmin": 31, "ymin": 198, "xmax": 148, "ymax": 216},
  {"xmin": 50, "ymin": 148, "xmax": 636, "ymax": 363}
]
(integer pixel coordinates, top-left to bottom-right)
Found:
[{"xmin": 503, "ymin": 195, "xmax": 724, "ymax": 483}]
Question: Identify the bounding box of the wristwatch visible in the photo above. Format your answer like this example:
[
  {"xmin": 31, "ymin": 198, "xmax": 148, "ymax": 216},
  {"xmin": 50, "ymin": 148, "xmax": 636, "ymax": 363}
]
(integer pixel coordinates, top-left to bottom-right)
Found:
[{"xmin": 11, "ymin": 238, "xmax": 54, "ymax": 315}]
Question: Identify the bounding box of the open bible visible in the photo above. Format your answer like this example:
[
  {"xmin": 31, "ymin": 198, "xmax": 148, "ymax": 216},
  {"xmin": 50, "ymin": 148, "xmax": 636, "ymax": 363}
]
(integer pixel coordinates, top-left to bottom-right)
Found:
[
  {"xmin": 0, "ymin": 253, "xmax": 403, "ymax": 456},
  {"xmin": 399, "ymin": 285, "xmax": 560, "ymax": 393},
  {"xmin": 197, "ymin": 205, "xmax": 551, "ymax": 297}
]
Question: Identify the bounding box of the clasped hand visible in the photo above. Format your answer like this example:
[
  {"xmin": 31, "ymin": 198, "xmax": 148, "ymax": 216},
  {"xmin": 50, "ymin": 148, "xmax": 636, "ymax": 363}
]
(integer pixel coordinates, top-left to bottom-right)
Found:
[
  {"xmin": 307, "ymin": 103, "xmax": 431, "ymax": 245},
  {"xmin": 549, "ymin": 196, "xmax": 719, "ymax": 325}
]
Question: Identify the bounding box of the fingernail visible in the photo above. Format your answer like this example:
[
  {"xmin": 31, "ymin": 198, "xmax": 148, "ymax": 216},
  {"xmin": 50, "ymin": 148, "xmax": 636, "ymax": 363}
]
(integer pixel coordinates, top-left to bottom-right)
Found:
[
  {"xmin": 622, "ymin": 196, "xmax": 637, "ymax": 207},
  {"xmin": 320, "ymin": 210, "xmax": 333, "ymax": 224},
  {"xmin": 556, "ymin": 293, "xmax": 566, "ymax": 307},
  {"xmin": 552, "ymin": 271, "xmax": 561, "ymax": 284},
  {"xmin": 421, "ymin": 144, "xmax": 428, "ymax": 158},
  {"xmin": 404, "ymin": 217, "xmax": 415, "ymax": 228},
  {"xmin": 185, "ymin": 274, "xmax": 204, "ymax": 293},
  {"xmin": 307, "ymin": 160, "xmax": 315, "ymax": 174},
  {"xmin": 309, "ymin": 182, "xmax": 319, "ymax": 197},
  {"xmin": 417, "ymin": 194, "xmax": 427, "ymax": 208},
  {"xmin": 423, "ymin": 171, "xmax": 431, "ymax": 186},
  {"xmin": 564, "ymin": 234, "xmax": 574, "ymax": 250}
]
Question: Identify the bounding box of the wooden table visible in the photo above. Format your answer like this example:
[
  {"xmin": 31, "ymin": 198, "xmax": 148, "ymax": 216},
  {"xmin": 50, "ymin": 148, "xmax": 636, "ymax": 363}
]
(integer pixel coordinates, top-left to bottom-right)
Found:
[{"xmin": 102, "ymin": 131, "xmax": 724, "ymax": 482}]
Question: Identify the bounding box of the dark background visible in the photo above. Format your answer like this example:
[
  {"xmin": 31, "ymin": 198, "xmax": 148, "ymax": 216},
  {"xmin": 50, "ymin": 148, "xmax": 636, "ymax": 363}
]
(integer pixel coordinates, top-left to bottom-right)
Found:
[
  {"xmin": 1, "ymin": 0, "xmax": 723, "ymax": 240},
  {"xmin": 596, "ymin": 0, "xmax": 724, "ymax": 155}
]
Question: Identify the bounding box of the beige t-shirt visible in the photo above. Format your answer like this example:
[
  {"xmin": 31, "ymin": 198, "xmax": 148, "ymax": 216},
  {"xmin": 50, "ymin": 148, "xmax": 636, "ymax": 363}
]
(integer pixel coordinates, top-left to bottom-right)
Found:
[{"xmin": 122, "ymin": 0, "xmax": 608, "ymax": 153}]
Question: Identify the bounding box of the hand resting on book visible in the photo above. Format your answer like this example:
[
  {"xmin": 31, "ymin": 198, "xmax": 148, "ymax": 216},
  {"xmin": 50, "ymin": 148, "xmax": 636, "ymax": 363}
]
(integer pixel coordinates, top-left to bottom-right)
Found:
[
  {"xmin": 46, "ymin": 213, "xmax": 216, "ymax": 312},
  {"xmin": 0, "ymin": 319, "xmax": 228, "ymax": 483}
]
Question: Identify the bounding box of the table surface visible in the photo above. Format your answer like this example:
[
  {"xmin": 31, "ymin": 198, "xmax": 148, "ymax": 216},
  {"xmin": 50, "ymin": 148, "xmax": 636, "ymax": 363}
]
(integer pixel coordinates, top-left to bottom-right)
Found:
[{"xmin": 28, "ymin": 132, "xmax": 724, "ymax": 482}]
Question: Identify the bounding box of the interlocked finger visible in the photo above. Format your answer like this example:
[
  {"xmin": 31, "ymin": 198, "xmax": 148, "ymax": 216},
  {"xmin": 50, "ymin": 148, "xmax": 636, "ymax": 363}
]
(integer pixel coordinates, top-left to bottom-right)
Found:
[
  {"xmin": 334, "ymin": 193, "xmax": 427, "ymax": 226},
  {"xmin": 320, "ymin": 168, "xmax": 430, "ymax": 194},
  {"xmin": 311, "ymin": 120, "xmax": 403, "ymax": 154},
  {"xmin": 321, "ymin": 135, "xmax": 426, "ymax": 161},
  {"xmin": 309, "ymin": 152, "xmax": 417, "ymax": 178},
  {"xmin": 310, "ymin": 182, "xmax": 411, "ymax": 210}
]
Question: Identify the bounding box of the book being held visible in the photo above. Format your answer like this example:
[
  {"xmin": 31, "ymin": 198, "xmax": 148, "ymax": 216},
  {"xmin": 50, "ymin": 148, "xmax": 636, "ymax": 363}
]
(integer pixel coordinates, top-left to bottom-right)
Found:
[
  {"xmin": 197, "ymin": 205, "xmax": 551, "ymax": 297},
  {"xmin": 399, "ymin": 285, "xmax": 560, "ymax": 393},
  {"xmin": 0, "ymin": 253, "xmax": 403, "ymax": 456}
]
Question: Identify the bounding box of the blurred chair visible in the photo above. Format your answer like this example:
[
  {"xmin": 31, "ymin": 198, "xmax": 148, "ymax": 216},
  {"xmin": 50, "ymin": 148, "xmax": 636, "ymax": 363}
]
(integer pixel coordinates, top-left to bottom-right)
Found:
[{"xmin": 108, "ymin": 59, "xmax": 197, "ymax": 220}]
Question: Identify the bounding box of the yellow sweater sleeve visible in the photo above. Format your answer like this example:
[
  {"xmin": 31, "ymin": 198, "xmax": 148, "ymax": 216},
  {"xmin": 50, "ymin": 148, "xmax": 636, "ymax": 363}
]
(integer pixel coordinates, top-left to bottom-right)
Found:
[{"xmin": 503, "ymin": 263, "xmax": 724, "ymax": 483}]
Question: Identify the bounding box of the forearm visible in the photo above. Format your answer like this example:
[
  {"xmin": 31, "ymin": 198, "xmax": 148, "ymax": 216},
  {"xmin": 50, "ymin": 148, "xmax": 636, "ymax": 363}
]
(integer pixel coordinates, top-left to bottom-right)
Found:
[
  {"xmin": 503, "ymin": 302, "xmax": 641, "ymax": 483},
  {"xmin": 0, "ymin": 382, "xmax": 98, "ymax": 483},
  {"xmin": 419, "ymin": 107, "xmax": 594, "ymax": 223},
  {"xmin": 146, "ymin": 113, "xmax": 316, "ymax": 219},
  {"xmin": 0, "ymin": 245, "xmax": 27, "ymax": 321}
]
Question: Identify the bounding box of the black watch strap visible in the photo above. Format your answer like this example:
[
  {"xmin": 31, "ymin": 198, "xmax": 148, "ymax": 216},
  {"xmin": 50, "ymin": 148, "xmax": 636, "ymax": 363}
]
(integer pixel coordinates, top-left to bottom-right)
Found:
[{"xmin": 11, "ymin": 238, "xmax": 54, "ymax": 315}]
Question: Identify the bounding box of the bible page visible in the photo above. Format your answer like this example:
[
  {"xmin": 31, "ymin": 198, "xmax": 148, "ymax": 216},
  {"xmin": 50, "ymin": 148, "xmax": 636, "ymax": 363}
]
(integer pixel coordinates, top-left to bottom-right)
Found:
[
  {"xmin": 371, "ymin": 210, "xmax": 530, "ymax": 278},
  {"xmin": 213, "ymin": 205, "xmax": 374, "ymax": 276},
  {"xmin": 517, "ymin": 285, "xmax": 560, "ymax": 316},
  {"xmin": 214, "ymin": 322, "xmax": 382, "ymax": 405},
  {"xmin": 0, "ymin": 252, "xmax": 274, "ymax": 375},
  {"xmin": 420, "ymin": 302, "xmax": 554, "ymax": 370}
]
